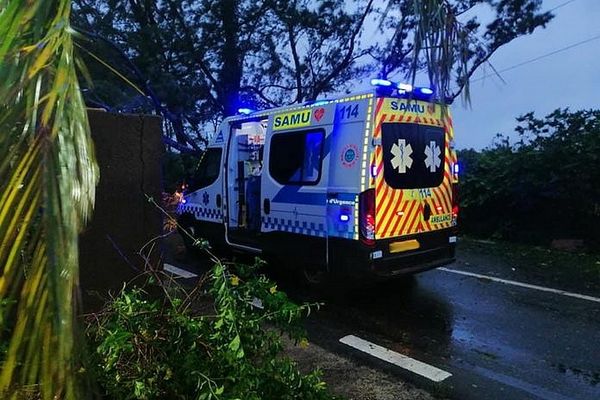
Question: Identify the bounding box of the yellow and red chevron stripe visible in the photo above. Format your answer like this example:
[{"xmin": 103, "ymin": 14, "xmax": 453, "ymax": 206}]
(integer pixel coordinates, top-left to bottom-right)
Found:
[{"xmin": 371, "ymin": 98, "xmax": 456, "ymax": 240}]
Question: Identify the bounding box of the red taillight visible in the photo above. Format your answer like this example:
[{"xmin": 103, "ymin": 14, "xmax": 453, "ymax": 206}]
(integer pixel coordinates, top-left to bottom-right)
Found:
[
  {"xmin": 451, "ymin": 183, "xmax": 459, "ymax": 224},
  {"xmin": 452, "ymin": 204, "xmax": 459, "ymax": 219},
  {"xmin": 359, "ymin": 189, "xmax": 375, "ymax": 246}
]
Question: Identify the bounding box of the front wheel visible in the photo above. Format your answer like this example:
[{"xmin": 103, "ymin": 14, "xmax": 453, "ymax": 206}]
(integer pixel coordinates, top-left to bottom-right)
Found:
[{"xmin": 177, "ymin": 213, "xmax": 201, "ymax": 255}]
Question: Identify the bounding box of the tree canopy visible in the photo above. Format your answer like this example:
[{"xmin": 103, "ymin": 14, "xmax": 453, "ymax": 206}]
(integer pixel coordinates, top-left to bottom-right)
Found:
[{"xmin": 73, "ymin": 0, "xmax": 553, "ymax": 152}]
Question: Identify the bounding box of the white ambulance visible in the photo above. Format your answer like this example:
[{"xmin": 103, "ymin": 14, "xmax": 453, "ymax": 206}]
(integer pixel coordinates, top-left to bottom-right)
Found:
[{"xmin": 178, "ymin": 80, "xmax": 459, "ymax": 282}]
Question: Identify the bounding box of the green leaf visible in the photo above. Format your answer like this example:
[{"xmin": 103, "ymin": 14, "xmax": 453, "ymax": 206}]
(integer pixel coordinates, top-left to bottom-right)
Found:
[
  {"xmin": 228, "ymin": 334, "xmax": 240, "ymax": 352},
  {"xmin": 0, "ymin": 1, "xmax": 99, "ymax": 398}
]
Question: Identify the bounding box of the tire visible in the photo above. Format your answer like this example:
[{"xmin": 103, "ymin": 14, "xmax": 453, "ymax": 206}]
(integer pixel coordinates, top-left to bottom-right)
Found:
[
  {"xmin": 177, "ymin": 213, "xmax": 201, "ymax": 255},
  {"xmin": 296, "ymin": 264, "xmax": 351, "ymax": 301},
  {"xmin": 301, "ymin": 264, "xmax": 330, "ymax": 287}
]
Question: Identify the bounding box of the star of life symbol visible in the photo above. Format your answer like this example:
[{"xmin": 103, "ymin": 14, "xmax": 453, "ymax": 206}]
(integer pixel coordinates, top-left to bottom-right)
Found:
[
  {"xmin": 390, "ymin": 139, "xmax": 413, "ymax": 174},
  {"xmin": 424, "ymin": 141, "xmax": 441, "ymax": 172}
]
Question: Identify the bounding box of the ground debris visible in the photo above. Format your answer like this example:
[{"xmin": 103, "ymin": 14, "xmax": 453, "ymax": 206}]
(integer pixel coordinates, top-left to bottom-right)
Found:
[{"xmin": 283, "ymin": 338, "xmax": 439, "ymax": 400}]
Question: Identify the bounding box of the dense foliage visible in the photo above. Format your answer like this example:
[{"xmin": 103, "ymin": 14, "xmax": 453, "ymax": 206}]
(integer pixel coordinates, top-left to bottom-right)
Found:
[
  {"xmin": 87, "ymin": 261, "xmax": 335, "ymax": 400},
  {"xmin": 163, "ymin": 152, "xmax": 200, "ymax": 193},
  {"xmin": 458, "ymin": 109, "xmax": 600, "ymax": 246},
  {"xmin": 72, "ymin": 0, "xmax": 552, "ymax": 152}
]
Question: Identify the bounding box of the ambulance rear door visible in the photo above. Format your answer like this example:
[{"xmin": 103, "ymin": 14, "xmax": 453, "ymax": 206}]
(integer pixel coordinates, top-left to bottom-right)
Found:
[{"xmin": 371, "ymin": 98, "xmax": 454, "ymax": 240}]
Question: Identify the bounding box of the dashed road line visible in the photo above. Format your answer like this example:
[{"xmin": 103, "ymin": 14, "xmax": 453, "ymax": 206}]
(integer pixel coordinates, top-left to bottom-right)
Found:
[
  {"xmin": 438, "ymin": 267, "xmax": 600, "ymax": 303},
  {"xmin": 339, "ymin": 335, "xmax": 452, "ymax": 382},
  {"xmin": 164, "ymin": 263, "xmax": 198, "ymax": 279}
]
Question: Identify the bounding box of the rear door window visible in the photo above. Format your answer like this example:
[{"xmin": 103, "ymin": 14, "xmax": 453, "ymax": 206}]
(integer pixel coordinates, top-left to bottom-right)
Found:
[{"xmin": 381, "ymin": 123, "xmax": 445, "ymax": 189}]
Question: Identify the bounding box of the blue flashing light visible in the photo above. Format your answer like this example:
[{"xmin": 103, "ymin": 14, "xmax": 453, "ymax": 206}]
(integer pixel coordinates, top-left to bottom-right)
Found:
[
  {"xmin": 418, "ymin": 87, "xmax": 434, "ymax": 95},
  {"xmin": 237, "ymin": 108, "xmax": 254, "ymax": 115},
  {"xmin": 181, "ymin": 198, "xmax": 187, "ymax": 204},
  {"xmin": 370, "ymin": 78, "xmax": 393, "ymax": 87},
  {"xmin": 397, "ymin": 82, "xmax": 413, "ymax": 92},
  {"xmin": 453, "ymin": 162, "xmax": 460, "ymax": 175},
  {"xmin": 371, "ymin": 164, "xmax": 378, "ymax": 178},
  {"xmin": 312, "ymin": 100, "xmax": 329, "ymax": 106},
  {"xmin": 339, "ymin": 213, "xmax": 350, "ymax": 222}
]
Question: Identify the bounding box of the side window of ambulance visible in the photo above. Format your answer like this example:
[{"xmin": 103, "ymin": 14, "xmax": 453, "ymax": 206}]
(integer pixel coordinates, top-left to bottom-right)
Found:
[
  {"xmin": 189, "ymin": 148, "xmax": 222, "ymax": 191},
  {"xmin": 269, "ymin": 130, "xmax": 324, "ymax": 185}
]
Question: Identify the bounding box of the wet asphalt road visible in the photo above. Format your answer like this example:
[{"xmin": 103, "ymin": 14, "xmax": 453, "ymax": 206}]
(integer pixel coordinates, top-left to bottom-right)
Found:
[
  {"xmin": 299, "ymin": 265, "xmax": 600, "ymax": 400},
  {"xmin": 166, "ymin": 238, "xmax": 600, "ymax": 400}
]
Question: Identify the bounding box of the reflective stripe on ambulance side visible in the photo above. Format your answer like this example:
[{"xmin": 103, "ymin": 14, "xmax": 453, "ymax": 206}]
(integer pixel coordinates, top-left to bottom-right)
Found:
[{"xmin": 356, "ymin": 96, "xmax": 375, "ymax": 240}]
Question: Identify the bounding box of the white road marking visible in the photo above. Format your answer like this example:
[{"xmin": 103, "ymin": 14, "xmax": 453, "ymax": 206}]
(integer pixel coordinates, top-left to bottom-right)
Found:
[
  {"xmin": 472, "ymin": 365, "xmax": 574, "ymax": 400},
  {"xmin": 438, "ymin": 267, "xmax": 600, "ymax": 303},
  {"xmin": 163, "ymin": 263, "xmax": 198, "ymax": 279},
  {"xmin": 339, "ymin": 335, "xmax": 452, "ymax": 382}
]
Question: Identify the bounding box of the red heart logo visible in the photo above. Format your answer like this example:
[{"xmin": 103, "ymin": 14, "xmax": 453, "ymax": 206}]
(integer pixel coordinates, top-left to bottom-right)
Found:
[{"xmin": 314, "ymin": 108, "xmax": 325, "ymax": 122}]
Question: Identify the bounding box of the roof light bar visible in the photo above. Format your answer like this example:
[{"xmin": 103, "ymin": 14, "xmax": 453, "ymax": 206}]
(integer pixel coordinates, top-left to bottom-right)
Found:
[
  {"xmin": 397, "ymin": 82, "xmax": 413, "ymax": 92},
  {"xmin": 370, "ymin": 78, "xmax": 437, "ymax": 99},
  {"xmin": 370, "ymin": 78, "xmax": 393, "ymax": 87},
  {"xmin": 237, "ymin": 108, "xmax": 254, "ymax": 115}
]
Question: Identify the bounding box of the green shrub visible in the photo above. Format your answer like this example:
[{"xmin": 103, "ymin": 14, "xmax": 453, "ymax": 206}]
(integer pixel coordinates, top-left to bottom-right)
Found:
[
  {"xmin": 163, "ymin": 151, "xmax": 200, "ymax": 193},
  {"xmin": 458, "ymin": 109, "xmax": 600, "ymax": 246},
  {"xmin": 86, "ymin": 260, "xmax": 336, "ymax": 400}
]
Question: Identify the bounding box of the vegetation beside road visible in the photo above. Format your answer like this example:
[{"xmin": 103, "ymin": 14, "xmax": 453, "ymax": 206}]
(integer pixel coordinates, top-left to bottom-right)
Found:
[
  {"xmin": 1, "ymin": 259, "xmax": 338, "ymax": 400},
  {"xmin": 458, "ymin": 109, "xmax": 600, "ymax": 249}
]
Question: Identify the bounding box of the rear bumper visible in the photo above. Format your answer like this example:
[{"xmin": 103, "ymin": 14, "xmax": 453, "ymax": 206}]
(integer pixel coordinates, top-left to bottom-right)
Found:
[
  {"xmin": 330, "ymin": 228, "xmax": 456, "ymax": 278},
  {"xmin": 370, "ymin": 245, "xmax": 455, "ymax": 277}
]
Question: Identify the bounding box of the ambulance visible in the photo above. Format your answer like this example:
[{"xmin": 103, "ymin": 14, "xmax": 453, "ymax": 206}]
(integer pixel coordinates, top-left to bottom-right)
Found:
[{"xmin": 178, "ymin": 80, "xmax": 459, "ymax": 282}]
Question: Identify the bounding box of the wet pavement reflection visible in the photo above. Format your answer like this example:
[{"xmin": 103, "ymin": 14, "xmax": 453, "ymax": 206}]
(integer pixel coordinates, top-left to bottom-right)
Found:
[{"xmin": 286, "ymin": 266, "xmax": 600, "ymax": 400}]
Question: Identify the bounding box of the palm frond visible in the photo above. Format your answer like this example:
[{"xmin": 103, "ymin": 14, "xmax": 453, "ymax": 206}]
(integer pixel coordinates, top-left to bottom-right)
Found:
[
  {"xmin": 409, "ymin": 0, "xmax": 471, "ymax": 103},
  {"xmin": 0, "ymin": 1, "xmax": 98, "ymax": 398}
]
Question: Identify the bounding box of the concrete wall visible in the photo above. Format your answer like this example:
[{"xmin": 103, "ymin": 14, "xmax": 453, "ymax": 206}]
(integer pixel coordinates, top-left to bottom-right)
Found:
[{"xmin": 79, "ymin": 110, "xmax": 164, "ymax": 311}]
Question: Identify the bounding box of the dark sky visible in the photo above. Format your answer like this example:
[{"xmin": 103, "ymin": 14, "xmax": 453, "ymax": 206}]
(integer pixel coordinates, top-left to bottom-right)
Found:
[{"xmin": 452, "ymin": 0, "xmax": 600, "ymax": 149}]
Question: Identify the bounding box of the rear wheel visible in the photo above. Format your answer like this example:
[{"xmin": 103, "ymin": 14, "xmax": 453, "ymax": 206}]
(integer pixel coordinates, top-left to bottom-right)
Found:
[{"xmin": 301, "ymin": 264, "xmax": 330, "ymax": 286}]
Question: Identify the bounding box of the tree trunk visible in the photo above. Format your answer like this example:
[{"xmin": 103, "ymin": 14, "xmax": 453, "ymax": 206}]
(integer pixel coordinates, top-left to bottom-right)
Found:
[{"xmin": 218, "ymin": 0, "xmax": 243, "ymax": 117}]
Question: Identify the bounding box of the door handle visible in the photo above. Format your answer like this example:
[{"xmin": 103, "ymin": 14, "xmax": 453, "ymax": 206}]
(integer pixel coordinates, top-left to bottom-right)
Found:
[{"xmin": 263, "ymin": 198, "xmax": 271, "ymax": 214}]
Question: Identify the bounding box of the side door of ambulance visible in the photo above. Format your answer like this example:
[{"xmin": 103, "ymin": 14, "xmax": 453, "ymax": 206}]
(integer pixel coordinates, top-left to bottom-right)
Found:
[
  {"xmin": 223, "ymin": 119, "xmax": 266, "ymax": 251},
  {"xmin": 260, "ymin": 107, "xmax": 333, "ymax": 264},
  {"xmin": 182, "ymin": 144, "xmax": 225, "ymax": 241}
]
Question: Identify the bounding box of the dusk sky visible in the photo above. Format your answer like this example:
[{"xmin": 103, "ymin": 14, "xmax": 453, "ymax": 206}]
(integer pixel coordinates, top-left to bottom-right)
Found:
[{"xmin": 451, "ymin": 0, "xmax": 600, "ymax": 149}]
